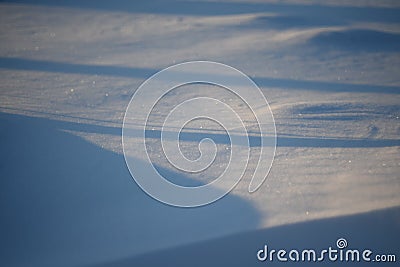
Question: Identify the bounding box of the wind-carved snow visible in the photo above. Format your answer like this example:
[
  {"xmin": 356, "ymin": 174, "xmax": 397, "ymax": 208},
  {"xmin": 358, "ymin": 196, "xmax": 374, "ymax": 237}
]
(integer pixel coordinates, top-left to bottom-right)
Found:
[{"xmin": 0, "ymin": 1, "xmax": 399, "ymax": 267}]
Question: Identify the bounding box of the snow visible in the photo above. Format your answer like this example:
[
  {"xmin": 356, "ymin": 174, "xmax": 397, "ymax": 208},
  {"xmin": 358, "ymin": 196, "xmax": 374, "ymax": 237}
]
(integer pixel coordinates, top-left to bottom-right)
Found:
[{"xmin": 0, "ymin": 1, "xmax": 399, "ymax": 266}]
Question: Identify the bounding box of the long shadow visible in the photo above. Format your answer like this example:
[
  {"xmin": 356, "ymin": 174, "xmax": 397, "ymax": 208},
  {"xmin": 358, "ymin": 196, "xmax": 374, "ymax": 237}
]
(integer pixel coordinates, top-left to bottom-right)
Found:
[
  {"xmin": 1, "ymin": 107, "xmax": 397, "ymax": 149},
  {"xmin": 277, "ymin": 136, "xmax": 400, "ymax": 148},
  {"xmin": 145, "ymin": 128, "xmax": 400, "ymax": 148},
  {"xmin": 0, "ymin": 57, "xmax": 155, "ymax": 78},
  {"xmin": 253, "ymin": 76, "xmax": 400, "ymax": 95},
  {"xmin": 0, "ymin": 111, "xmax": 261, "ymax": 267},
  {"xmin": 4, "ymin": 0, "xmax": 400, "ymax": 24},
  {"xmin": 94, "ymin": 206, "xmax": 400, "ymax": 266},
  {"xmin": 1, "ymin": 57, "xmax": 399, "ymax": 94}
]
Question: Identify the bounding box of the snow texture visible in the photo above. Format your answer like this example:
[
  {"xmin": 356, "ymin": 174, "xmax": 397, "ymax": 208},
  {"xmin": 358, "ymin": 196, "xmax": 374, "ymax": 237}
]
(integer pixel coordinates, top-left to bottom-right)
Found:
[{"xmin": 0, "ymin": 1, "xmax": 399, "ymax": 266}]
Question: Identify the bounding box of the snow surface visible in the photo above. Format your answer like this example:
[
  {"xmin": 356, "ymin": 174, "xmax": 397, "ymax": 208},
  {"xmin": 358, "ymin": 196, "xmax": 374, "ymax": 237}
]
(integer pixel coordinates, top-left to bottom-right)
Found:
[{"xmin": 0, "ymin": 1, "xmax": 399, "ymax": 266}]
